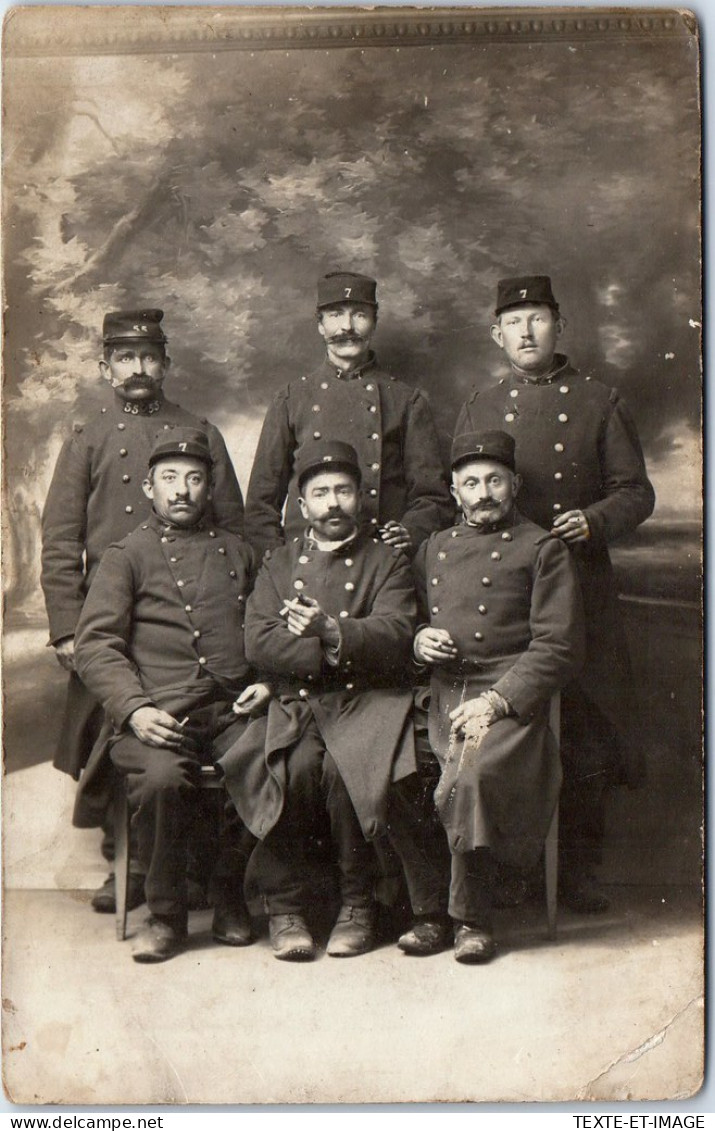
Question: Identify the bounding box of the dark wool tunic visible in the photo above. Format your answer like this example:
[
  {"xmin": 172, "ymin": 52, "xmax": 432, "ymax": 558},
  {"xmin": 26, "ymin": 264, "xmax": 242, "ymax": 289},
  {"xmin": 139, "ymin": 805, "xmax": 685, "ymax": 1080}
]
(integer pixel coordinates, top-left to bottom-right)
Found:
[
  {"xmin": 244, "ymin": 353, "xmax": 453, "ymax": 558},
  {"xmin": 219, "ymin": 529, "xmax": 417, "ymax": 841},
  {"xmin": 455, "ymin": 357, "xmax": 655, "ymax": 785},
  {"xmin": 415, "ymin": 511, "xmax": 585, "ymax": 866}
]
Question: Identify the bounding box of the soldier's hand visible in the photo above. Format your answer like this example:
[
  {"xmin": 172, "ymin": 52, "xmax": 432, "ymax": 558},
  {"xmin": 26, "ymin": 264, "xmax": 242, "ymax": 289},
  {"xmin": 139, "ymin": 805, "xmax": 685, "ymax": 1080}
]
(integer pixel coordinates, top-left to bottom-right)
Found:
[
  {"xmin": 53, "ymin": 636, "xmax": 76, "ymax": 672},
  {"xmin": 129, "ymin": 707, "xmax": 187, "ymax": 749},
  {"xmin": 449, "ymin": 694, "xmax": 497, "ymax": 737},
  {"xmin": 282, "ymin": 595, "xmax": 340, "ymax": 646},
  {"xmin": 233, "ymin": 683, "xmax": 272, "ymax": 716},
  {"xmin": 379, "ymin": 520, "xmax": 412, "ymax": 551},
  {"xmin": 414, "ymin": 627, "xmax": 458, "ymax": 665},
  {"xmin": 551, "ymin": 509, "xmax": 591, "ymax": 543}
]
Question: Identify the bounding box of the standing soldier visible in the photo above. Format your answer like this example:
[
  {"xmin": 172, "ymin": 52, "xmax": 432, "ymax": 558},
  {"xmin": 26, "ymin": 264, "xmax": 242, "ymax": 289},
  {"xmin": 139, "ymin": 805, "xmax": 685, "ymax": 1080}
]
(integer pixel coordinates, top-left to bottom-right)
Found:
[
  {"xmin": 41, "ymin": 309, "xmax": 245, "ymax": 913},
  {"xmin": 456, "ymin": 276, "xmax": 655, "ymax": 912},
  {"xmin": 244, "ymin": 272, "xmax": 453, "ymax": 560}
]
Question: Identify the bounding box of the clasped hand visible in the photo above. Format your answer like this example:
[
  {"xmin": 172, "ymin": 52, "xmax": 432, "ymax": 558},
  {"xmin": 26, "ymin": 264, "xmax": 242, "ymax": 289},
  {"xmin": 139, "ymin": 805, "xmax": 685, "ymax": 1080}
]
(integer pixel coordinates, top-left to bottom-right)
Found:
[{"xmin": 414, "ymin": 626, "xmax": 458, "ymax": 665}]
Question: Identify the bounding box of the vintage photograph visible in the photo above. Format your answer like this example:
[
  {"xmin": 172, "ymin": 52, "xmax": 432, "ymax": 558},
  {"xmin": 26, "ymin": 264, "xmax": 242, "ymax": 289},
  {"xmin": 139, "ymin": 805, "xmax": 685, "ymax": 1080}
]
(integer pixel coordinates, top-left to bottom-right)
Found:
[{"xmin": 2, "ymin": 5, "xmax": 703, "ymax": 1105}]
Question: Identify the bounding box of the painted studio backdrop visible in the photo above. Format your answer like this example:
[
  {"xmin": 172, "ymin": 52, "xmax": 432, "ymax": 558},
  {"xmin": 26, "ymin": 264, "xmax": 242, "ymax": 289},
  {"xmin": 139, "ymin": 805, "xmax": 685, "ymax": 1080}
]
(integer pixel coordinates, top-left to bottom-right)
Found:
[{"xmin": 3, "ymin": 9, "xmax": 701, "ymax": 888}]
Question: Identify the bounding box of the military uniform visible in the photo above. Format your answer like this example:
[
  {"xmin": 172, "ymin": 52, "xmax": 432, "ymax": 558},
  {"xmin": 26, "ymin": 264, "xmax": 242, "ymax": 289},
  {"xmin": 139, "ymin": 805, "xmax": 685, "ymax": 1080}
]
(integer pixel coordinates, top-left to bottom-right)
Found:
[
  {"xmin": 219, "ymin": 526, "xmax": 418, "ymax": 914},
  {"xmin": 244, "ymin": 354, "xmax": 453, "ymax": 559},
  {"xmin": 74, "ymin": 509, "xmax": 256, "ymax": 922},
  {"xmin": 41, "ymin": 393, "xmax": 245, "ymax": 779},
  {"xmin": 455, "ymin": 357, "xmax": 655, "ymax": 788}
]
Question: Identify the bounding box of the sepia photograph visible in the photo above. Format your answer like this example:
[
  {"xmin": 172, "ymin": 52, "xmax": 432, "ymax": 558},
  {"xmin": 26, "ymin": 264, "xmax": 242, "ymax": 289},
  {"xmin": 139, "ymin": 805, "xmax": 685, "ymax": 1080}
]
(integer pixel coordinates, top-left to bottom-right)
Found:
[{"xmin": 1, "ymin": 4, "xmax": 703, "ymax": 1106}]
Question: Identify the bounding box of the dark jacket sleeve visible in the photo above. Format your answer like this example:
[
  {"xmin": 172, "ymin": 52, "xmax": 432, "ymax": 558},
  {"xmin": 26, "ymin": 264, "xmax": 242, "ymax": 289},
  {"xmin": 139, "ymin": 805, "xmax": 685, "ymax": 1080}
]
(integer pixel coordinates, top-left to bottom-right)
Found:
[
  {"xmin": 243, "ymin": 390, "xmax": 294, "ymax": 557},
  {"xmin": 40, "ymin": 431, "xmax": 91, "ymax": 644},
  {"xmin": 74, "ymin": 546, "xmax": 154, "ymax": 730},
  {"xmin": 244, "ymin": 556, "xmax": 324, "ymax": 681},
  {"xmin": 205, "ymin": 423, "xmax": 245, "ymax": 536},
  {"xmin": 492, "ymin": 538, "xmax": 586, "ymax": 718},
  {"xmin": 335, "ymin": 554, "xmax": 417, "ymax": 677},
  {"xmin": 401, "ymin": 390, "xmax": 453, "ymax": 550},
  {"xmin": 584, "ymin": 392, "xmax": 656, "ymax": 548}
]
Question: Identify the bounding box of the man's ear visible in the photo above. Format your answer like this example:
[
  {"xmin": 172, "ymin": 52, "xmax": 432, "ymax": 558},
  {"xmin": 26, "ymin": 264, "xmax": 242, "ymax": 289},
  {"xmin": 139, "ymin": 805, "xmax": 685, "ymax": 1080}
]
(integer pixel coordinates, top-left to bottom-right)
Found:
[
  {"xmin": 490, "ymin": 322, "xmax": 504, "ymax": 349},
  {"xmin": 555, "ymin": 316, "xmax": 566, "ymax": 338},
  {"xmin": 99, "ymin": 359, "xmax": 111, "ymax": 383},
  {"xmin": 142, "ymin": 477, "xmax": 154, "ymax": 501},
  {"xmin": 512, "ymin": 472, "xmax": 522, "ymax": 498},
  {"xmin": 298, "ymin": 495, "xmax": 309, "ymax": 521},
  {"xmin": 449, "ymin": 481, "xmax": 459, "ymax": 502}
]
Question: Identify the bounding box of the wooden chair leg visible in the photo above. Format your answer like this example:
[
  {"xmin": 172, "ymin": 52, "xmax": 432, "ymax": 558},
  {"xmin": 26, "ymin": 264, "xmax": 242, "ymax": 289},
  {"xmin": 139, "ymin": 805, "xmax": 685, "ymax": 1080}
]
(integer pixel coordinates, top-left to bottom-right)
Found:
[
  {"xmin": 544, "ymin": 803, "xmax": 559, "ymax": 940},
  {"xmin": 113, "ymin": 784, "xmax": 130, "ymax": 941}
]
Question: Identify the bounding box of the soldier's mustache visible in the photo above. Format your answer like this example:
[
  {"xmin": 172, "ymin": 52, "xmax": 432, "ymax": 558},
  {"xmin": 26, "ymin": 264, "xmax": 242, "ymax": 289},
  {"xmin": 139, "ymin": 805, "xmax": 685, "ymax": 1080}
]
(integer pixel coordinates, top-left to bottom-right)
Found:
[{"xmin": 329, "ymin": 333, "xmax": 364, "ymax": 344}]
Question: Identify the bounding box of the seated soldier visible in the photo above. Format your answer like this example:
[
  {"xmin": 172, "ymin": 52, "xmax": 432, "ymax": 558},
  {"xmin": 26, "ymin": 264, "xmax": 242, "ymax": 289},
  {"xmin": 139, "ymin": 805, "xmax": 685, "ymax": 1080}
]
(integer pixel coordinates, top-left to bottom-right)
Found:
[
  {"xmin": 396, "ymin": 430, "xmax": 585, "ymax": 962},
  {"xmin": 219, "ymin": 441, "xmax": 418, "ymax": 961},
  {"xmin": 74, "ymin": 428, "xmax": 269, "ymax": 962}
]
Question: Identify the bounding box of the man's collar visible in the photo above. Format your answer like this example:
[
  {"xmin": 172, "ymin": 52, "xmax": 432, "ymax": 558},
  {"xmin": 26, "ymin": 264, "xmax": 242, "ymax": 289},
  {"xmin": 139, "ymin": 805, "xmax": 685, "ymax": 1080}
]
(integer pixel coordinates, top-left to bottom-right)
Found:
[
  {"xmin": 509, "ymin": 353, "xmax": 571, "ymax": 385},
  {"xmin": 320, "ymin": 352, "xmax": 377, "ymax": 381},
  {"xmin": 148, "ymin": 509, "xmax": 209, "ymax": 537},
  {"xmin": 304, "ymin": 527, "xmax": 359, "ymax": 553},
  {"xmin": 113, "ymin": 391, "xmax": 164, "ymax": 415}
]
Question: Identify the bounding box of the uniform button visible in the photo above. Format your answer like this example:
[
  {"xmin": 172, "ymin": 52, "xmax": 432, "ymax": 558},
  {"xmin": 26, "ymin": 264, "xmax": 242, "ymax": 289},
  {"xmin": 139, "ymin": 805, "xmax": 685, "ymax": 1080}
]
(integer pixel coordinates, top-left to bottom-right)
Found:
[
  {"xmin": 101, "ymin": 407, "xmax": 107, "ymax": 413},
  {"xmin": 345, "ymin": 582, "xmax": 355, "ymax": 591},
  {"xmin": 478, "ymin": 604, "xmax": 487, "ymax": 614},
  {"xmin": 119, "ymin": 448, "xmax": 128, "ymax": 457},
  {"xmin": 501, "ymin": 532, "xmax": 513, "ymax": 541},
  {"xmin": 339, "ymin": 610, "xmax": 349, "ymax": 619},
  {"xmin": 491, "ymin": 551, "xmax": 501, "ymax": 561},
  {"xmin": 474, "ymin": 632, "xmax": 484, "ymax": 641},
  {"xmin": 320, "ymin": 381, "xmax": 329, "ymax": 390},
  {"xmin": 170, "ymin": 556, "xmax": 178, "ymax": 563},
  {"xmin": 313, "ymin": 431, "xmax": 321, "ymax": 440},
  {"xmin": 554, "ymin": 472, "xmax": 563, "ymax": 480},
  {"xmin": 312, "ymin": 404, "xmax": 320, "ymax": 413},
  {"xmin": 306, "ymin": 674, "xmax": 314, "ymax": 681},
  {"xmin": 198, "ymin": 657, "xmax": 207, "ymax": 665},
  {"xmin": 141, "ymin": 525, "xmax": 148, "ymax": 530},
  {"xmin": 294, "ymin": 579, "xmax": 304, "ymax": 590},
  {"xmin": 299, "ymin": 555, "xmax": 310, "ymax": 564},
  {"xmin": 437, "ymin": 551, "xmax": 447, "ymax": 560},
  {"xmin": 481, "ymin": 577, "xmax": 491, "ymax": 586},
  {"xmin": 431, "ymin": 578, "xmax": 439, "ymax": 586},
  {"xmin": 451, "ymin": 530, "xmax": 458, "ymax": 538},
  {"xmin": 365, "ymin": 383, "xmax": 374, "ymax": 392},
  {"xmin": 177, "ymin": 580, "xmax": 185, "ymax": 588},
  {"xmin": 185, "ymin": 604, "xmax": 193, "ymax": 612},
  {"xmin": 122, "ymin": 475, "xmax": 131, "ymax": 483},
  {"xmin": 431, "ymin": 605, "xmax": 439, "ymax": 614},
  {"xmin": 218, "ymin": 547, "xmax": 226, "ymax": 555},
  {"xmin": 346, "ymin": 682, "xmax": 354, "ymax": 690},
  {"xmin": 560, "ymin": 385, "xmax": 569, "ymax": 394},
  {"xmin": 509, "ymin": 389, "xmax": 519, "ymax": 398},
  {"xmin": 554, "ymin": 443, "xmax": 564, "ymax": 453},
  {"xmin": 553, "ymin": 503, "xmax": 562, "ymax": 511},
  {"xmin": 558, "ymin": 413, "xmax": 568, "ymax": 423},
  {"xmin": 229, "ymin": 570, "xmax": 237, "ymax": 578},
  {"xmin": 237, "ymin": 595, "xmax": 244, "ymax": 603},
  {"xmin": 345, "ymin": 558, "xmax": 353, "ymax": 567},
  {"xmin": 193, "ymin": 629, "xmax": 200, "ymax": 637},
  {"xmin": 371, "ymin": 462, "xmax": 380, "ymax": 471},
  {"xmin": 371, "ymin": 432, "xmax": 379, "ymax": 441},
  {"xmin": 371, "ymin": 517, "xmax": 379, "ymax": 525},
  {"xmin": 369, "ymin": 405, "xmax": 377, "ymax": 413},
  {"xmin": 117, "ymin": 423, "xmax": 126, "ymax": 431},
  {"xmin": 505, "ymin": 413, "xmax": 515, "ymax": 423},
  {"xmin": 161, "ymin": 536, "xmax": 168, "ymax": 543},
  {"xmin": 299, "ymin": 688, "xmax": 309, "ymax": 699},
  {"xmin": 209, "ymin": 531, "xmax": 216, "ymax": 538},
  {"xmin": 163, "ymin": 424, "xmax": 170, "ymax": 430},
  {"xmin": 125, "ymin": 505, "xmax": 133, "ymax": 514},
  {"xmin": 369, "ymin": 488, "xmax": 377, "ymax": 497}
]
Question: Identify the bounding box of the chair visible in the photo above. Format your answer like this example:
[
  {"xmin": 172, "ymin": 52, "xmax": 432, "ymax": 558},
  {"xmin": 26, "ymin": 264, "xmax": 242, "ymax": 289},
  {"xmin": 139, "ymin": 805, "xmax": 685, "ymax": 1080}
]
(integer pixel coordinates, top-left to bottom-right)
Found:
[
  {"xmin": 544, "ymin": 692, "xmax": 561, "ymax": 940},
  {"xmin": 113, "ymin": 763, "xmax": 225, "ymax": 941}
]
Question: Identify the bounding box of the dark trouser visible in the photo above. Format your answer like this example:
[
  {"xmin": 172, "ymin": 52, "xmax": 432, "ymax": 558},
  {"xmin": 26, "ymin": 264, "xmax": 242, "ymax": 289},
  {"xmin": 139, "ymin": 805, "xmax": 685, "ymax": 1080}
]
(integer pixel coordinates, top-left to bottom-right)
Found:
[
  {"xmin": 110, "ymin": 709, "xmax": 255, "ymax": 922},
  {"xmin": 247, "ymin": 720, "xmax": 376, "ymax": 916},
  {"xmin": 559, "ymin": 684, "xmax": 618, "ymax": 874},
  {"xmin": 387, "ymin": 773, "xmax": 492, "ymax": 927}
]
